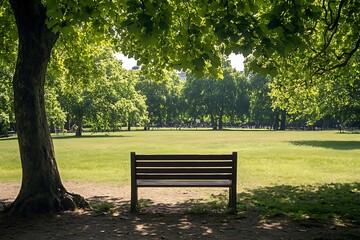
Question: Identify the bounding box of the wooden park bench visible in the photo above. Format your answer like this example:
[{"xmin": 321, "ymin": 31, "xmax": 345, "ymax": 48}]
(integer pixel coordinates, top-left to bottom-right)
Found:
[{"xmin": 130, "ymin": 152, "xmax": 237, "ymax": 212}]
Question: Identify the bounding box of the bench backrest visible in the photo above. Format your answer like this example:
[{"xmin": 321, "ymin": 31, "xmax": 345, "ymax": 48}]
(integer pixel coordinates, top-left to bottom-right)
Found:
[{"xmin": 131, "ymin": 152, "xmax": 237, "ymax": 181}]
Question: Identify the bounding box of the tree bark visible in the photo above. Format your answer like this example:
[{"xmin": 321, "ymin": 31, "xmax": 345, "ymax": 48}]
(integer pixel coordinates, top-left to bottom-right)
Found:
[
  {"xmin": 9, "ymin": 0, "xmax": 87, "ymax": 216},
  {"xmin": 273, "ymin": 109, "xmax": 280, "ymax": 130},
  {"xmin": 280, "ymin": 109, "xmax": 286, "ymax": 130},
  {"xmin": 65, "ymin": 114, "xmax": 71, "ymax": 131},
  {"xmin": 210, "ymin": 114, "xmax": 217, "ymax": 130},
  {"xmin": 75, "ymin": 115, "xmax": 83, "ymax": 137},
  {"xmin": 159, "ymin": 114, "xmax": 163, "ymax": 127},
  {"xmin": 49, "ymin": 123, "xmax": 55, "ymax": 133},
  {"xmin": 218, "ymin": 109, "xmax": 223, "ymax": 130}
]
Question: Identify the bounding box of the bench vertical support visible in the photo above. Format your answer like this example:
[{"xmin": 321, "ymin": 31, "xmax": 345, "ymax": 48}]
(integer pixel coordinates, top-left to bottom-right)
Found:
[
  {"xmin": 229, "ymin": 151, "xmax": 237, "ymax": 212},
  {"xmin": 130, "ymin": 152, "xmax": 137, "ymax": 212}
]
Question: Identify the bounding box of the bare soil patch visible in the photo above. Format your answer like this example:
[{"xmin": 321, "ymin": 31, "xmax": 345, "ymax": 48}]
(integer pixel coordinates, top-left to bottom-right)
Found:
[{"xmin": 1, "ymin": 182, "xmax": 359, "ymax": 239}]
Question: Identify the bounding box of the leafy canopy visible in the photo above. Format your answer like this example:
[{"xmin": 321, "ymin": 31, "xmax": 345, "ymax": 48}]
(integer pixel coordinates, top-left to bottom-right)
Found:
[
  {"xmin": 35, "ymin": 0, "xmax": 331, "ymax": 78},
  {"xmin": 2, "ymin": 0, "xmax": 359, "ymax": 126}
]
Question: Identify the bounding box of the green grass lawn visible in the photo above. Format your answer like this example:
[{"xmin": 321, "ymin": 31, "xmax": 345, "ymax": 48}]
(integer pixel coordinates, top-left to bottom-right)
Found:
[
  {"xmin": 1, "ymin": 130, "xmax": 360, "ymax": 226},
  {"xmin": 1, "ymin": 129, "xmax": 359, "ymax": 189}
]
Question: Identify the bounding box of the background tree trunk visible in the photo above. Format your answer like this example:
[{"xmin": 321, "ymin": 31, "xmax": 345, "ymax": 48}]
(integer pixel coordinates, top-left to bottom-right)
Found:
[
  {"xmin": 210, "ymin": 114, "xmax": 217, "ymax": 130},
  {"xmin": 280, "ymin": 109, "xmax": 286, "ymax": 130},
  {"xmin": 218, "ymin": 109, "xmax": 223, "ymax": 130},
  {"xmin": 49, "ymin": 123, "xmax": 55, "ymax": 133},
  {"xmin": 65, "ymin": 114, "xmax": 71, "ymax": 131},
  {"xmin": 75, "ymin": 115, "xmax": 83, "ymax": 137},
  {"xmin": 273, "ymin": 109, "xmax": 280, "ymax": 130},
  {"xmin": 128, "ymin": 119, "xmax": 131, "ymax": 131},
  {"xmin": 9, "ymin": 0, "xmax": 87, "ymax": 216}
]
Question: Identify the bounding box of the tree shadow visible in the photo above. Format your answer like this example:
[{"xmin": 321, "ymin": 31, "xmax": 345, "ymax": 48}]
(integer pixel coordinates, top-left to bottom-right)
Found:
[
  {"xmin": 0, "ymin": 137, "xmax": 18, "ymax": 141},
  {"xmin": 130, "ymin": 183, "xmax": 360, "ymax": 239},
  {"xmin": 52, "ymin": 134, "xmax": 131, "ymax": 140},
  {"xmin": 1, "ymin": 183, "xmax": 359, "ymax": 239},
  {"xmin": 236, "ymin": 183, "xmax": 360, "ymax": 227},
  {"xmin": 0, "ymin": 134, "xmax": 131, "ymax": 141},
  {"xmin": 337, "ymin": 131, "xmax": 360, "ymax": 135},
  {"xmin": 290, "ymin": 140, "xmax": 360, "ymax": 150}
]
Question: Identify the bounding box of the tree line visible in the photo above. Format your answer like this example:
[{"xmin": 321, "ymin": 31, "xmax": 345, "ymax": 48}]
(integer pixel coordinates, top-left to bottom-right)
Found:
[{"xmin": 2, "ymin": 50, "xmax": 358, "ymax": 137}]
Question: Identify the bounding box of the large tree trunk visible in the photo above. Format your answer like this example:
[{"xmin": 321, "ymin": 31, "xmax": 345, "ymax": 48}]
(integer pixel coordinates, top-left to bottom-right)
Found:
[{"xmin": 9, "ymin": 0, "xmax": 87, "ymax": 216}]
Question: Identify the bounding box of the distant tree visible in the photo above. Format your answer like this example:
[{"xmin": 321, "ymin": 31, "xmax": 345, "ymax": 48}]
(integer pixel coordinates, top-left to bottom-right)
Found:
[
  {"xmin": 136, "ymin": 71, "xmax": 182, "ymax": 127},
  {"xmin": 107, "ymin": 71, "xmax": 148, "ymax": 132},
  {"xmin": 184, "ymin": 67, "xmax": 249, "ymax": 129},
  {"xmin": 59, "ymin": 49, "xmax": 148, "ymax": 136},
  {"xmin": 246, "ymin": 1, "xmax": 360, "ymax": 127},
  {"xmin": 183, "ymin": 73, "xmax": 218, "ymax": 129},
  {"xmin": 0, "ymin": 3, "xmax": 16, "ymax": 136},
  {"xmin": 0, "ymin": 69, "xmax": 14, "ymax": 135},
  {"xmin": 261, "ymin": 53, "xmax": 360, "ymax": 128},
  {"xmin": 182, "ymin": 73, "xmax": 207, "ymax": 125},
  {"xmin": 247, "ymin": 74, "xmax": 274, "ymax": 127},
  {"xmin": 44, "ymin": 84, "xmax": 66, "ymax": 133},
  {"xmin": 229, "ymin": 69, "xmax": 250, "ymax": 125}
]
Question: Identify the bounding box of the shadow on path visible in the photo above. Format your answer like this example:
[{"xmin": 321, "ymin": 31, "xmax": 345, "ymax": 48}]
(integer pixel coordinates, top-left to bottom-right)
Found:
[{"xmin": 1, "ymin": 183, "xmax": 359, "ymax": 239}]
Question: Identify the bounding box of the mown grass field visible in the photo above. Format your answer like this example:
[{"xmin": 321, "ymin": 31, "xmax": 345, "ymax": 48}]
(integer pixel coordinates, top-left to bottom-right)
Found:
[
  {"xmin": 1, "ymin": 130, "xmax": 360, "ymax": 226},
  {"xmin": 1, "ymin": 129, "xmax": 359, "ymax": 189}
]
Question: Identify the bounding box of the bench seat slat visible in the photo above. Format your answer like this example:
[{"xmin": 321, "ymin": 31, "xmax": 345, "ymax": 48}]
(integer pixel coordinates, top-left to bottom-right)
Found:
[
  {"xmin": 136, "ymin": 161, "xmax": 233, "ymax": 167},
  {"xmin": 136, "ymin": 174, "xmax": 232, "ymax": 180},
  {"xmin": 135, "ymin": 154, "xmax": 233, "ymax": 160},
  {"xmin": 136, "ymin": 168, "xmax": 232, "ymax": 173},
  {"xmin": 137, "ymin": 179, "xmax": 232, "ymax": 187}
]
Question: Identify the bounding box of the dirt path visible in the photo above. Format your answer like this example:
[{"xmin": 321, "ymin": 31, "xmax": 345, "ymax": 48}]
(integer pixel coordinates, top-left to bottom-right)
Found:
[{"xmin": 0, "ymin": 182, "xmax": 358, "ymax": 239}]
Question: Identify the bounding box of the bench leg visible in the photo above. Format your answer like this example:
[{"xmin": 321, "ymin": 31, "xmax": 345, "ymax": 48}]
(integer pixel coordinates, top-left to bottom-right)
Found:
[
  {"xmin": 229, "ymin": 187, "xmax": 237, "ymax": 213},
  {"xmin": 228, "ymin": 187, "xmax": 232, "ymax": 208},
  {"xmin": 131, "ymin": 187, "xmax": 138, "ymax": 213}
]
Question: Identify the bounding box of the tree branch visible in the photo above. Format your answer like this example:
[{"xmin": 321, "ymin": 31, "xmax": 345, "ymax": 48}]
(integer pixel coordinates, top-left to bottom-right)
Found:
[
  {"xmin": 312, "ymin": 35, "xmax": 360, "ymax": 75},
  {"xmin": 327, "ymin": 35, "xmax": 360, "ymax": 71},
  {"xmin": 329, "ymin": 0, "xmax": 345, "ymax": 31}
]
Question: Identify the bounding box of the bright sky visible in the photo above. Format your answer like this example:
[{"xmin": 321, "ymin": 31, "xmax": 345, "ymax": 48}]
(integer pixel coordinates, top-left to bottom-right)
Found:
[
  {"xmin": 114, "ymin": 53, "xmax": 137, "ymax": 70},
  {"xmin": 228, "ymin": 53, "xmax": 245, "ymax": 72},
  {"xmin": 115, "ymin": 52, "xmax": 244, "ymax": 72}
]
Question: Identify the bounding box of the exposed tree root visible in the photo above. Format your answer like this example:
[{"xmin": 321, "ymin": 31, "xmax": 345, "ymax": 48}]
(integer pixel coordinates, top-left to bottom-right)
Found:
[{"xmin": 7, "ymin": 191, "xmax": 89, "ymax": 217}]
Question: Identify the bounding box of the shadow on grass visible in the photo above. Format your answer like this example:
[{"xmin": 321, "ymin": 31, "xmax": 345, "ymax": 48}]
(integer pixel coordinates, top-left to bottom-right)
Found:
[
  {"xmin": 0, "ymin": 134, "xmax": 131, "ymax": 141},
  {"xmin": 337, "ymin": 131, "xmax": 360, "ymax": 135},
  {"xmin": 52, "ymin": 134, "xmax": 131, "ymax": 140},
  {"xmin": 0, "ymin": 137, "xmax": 18, "ymax": 141},
  {"xmin": 147, "ymin": 128, "xmax": 272, "ymax": 132},
  {"xmin": 290, "ymin": 140, "xmax": 360, "ymax": 150},
  {"xmin": 236, "ymin": 183, "xmax": 360, "ymax": 227}
]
